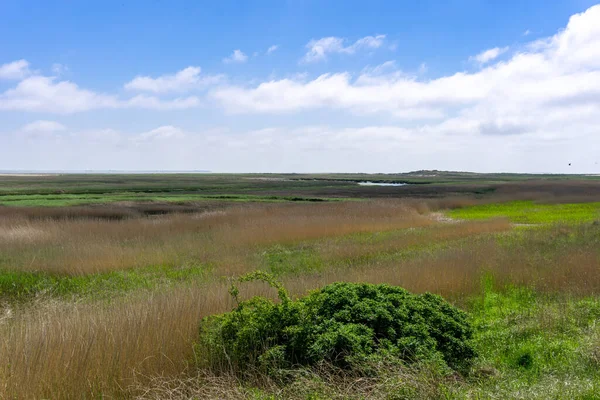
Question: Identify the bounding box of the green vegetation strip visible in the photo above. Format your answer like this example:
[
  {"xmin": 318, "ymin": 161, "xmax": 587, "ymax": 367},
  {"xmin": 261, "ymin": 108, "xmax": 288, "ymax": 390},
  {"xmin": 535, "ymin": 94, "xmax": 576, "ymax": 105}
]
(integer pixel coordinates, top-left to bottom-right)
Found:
[
  {"xmin": 448, "ymin": 201, "xmax": 600, "ymax": 224},
  {"xmin": 0, "ymin": 193, "xmax": 336, "ymax": 207},
  {"xmin": 462, "ymin": 286, "xmax": 600, "ymax": 399},
  {"xmin": 0, "ymin": 263, "xmax": 209, "ymax": 301}
]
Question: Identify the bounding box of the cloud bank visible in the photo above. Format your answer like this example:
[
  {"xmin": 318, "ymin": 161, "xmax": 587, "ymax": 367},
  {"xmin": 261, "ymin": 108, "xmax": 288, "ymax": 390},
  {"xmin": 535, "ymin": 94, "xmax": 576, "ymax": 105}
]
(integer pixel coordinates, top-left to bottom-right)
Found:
[{"xmin": 1, "ymin": 5, "xmax": 600, "ymax": 172}]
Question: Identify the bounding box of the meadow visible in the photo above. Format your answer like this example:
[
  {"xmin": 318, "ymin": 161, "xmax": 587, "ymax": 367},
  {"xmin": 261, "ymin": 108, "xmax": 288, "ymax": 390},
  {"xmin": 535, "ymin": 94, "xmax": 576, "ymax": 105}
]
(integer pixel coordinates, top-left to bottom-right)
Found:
[
  {"xmin": 449, "ymin": 200, "xmax": 600, "ymax": 224},
  {"xmin": 0, "ymin": 172, "xmax": 599, "ymax": 399}
]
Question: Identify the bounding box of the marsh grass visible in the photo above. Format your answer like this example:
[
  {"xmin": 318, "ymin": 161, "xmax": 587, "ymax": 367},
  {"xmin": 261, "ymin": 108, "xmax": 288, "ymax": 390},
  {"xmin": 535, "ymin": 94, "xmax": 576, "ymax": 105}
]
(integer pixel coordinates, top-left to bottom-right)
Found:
[
  {"xmin": 0, "ymin": 263, "xmax": 209, "ymax": 302},
  {"xmin": 0, "ymin": 285, "xmax": 228, "ymax": 399},
  {"xmin": 0, "ymin": 201, "xmax": 431, "ymax": 275},
  {"xmin": 1, "ymin": 197, "xmax": 600, "ymax": 399},
  {"xmin": 2, "ymin": 221, "xmax": 599, "ymax": 398},
  {"xmin": 0, "ymin": 193, "xmax": 336, "ymax": 207},
  {"xmin": 113, "ymin": 288, "xmax": 600, "ymax": 400},
  {"xmin": 449, "ymin": 200, "xmax": 600, "ymax": 224}
]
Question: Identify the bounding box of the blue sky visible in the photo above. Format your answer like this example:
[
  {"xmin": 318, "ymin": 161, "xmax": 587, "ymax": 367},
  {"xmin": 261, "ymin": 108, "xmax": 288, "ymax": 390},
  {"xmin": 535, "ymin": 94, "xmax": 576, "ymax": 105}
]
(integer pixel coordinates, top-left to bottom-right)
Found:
[{"xmin": 1, "ymin": 0, "xmax": 600, "ymax": 172}]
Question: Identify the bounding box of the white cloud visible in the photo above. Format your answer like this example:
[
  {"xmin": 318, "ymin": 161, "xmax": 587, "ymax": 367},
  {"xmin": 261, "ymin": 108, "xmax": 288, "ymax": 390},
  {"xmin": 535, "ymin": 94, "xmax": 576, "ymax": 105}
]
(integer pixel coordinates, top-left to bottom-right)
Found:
[
  {"xmin": 21, "ymin": 120, "xmax": 66, "ymax": 132},
  {"xmin": 51, "ymin": 63, "xmax": 68, "ymax": 76},
  {"xmin": 0, "ymin": 59, "xmax": 31, "ymax": 80},
  {"xmin": 211, "ymin": 3, "xmax": 600, "ymax": 137},
  {"xmin": 0, "ymin": 73, "xmax": 201, "ymax": 113},
  {"xmin": 211, "ymin": 71, "xmax": 483, "ymax": 118},
  {"xmin": 469, "ymin": 46, "xmax": 509, "ymax": 64},
  {"xmin": 3, "ymin": 122, "xmax": 598, "ymax": 173},
  {"xmin": 302, "ymin": 34, "xmax": 386, "ymax": 63},
  {"xmin": 351, "ymin": 35, "xmax": 386, "ymax": 50},
  {"xmin": 3, "ymin": 5, "xmax": 600, "ymax": 173},
  {"xmin": 0, "ymin": 76, "xmax": 119, "ymax": 113},
  {"xmin": 124, "ymin": 66, "xmax": 222, "ymax": 93},
  {"xmin": 302, "ymin": 37, "xmax": 344, "ymax": 63},
  {"xmin": 267, "ymin": 45, "xmax": 279, "ymax": 55},
  {"xmin": 223, "ymin": 50, "xmax": 248, "ymax": 64},
  {"xmin": 368, "ymin": 60, "xmax": 397, "ymax": 74},
  {"xmin": 124, "ymin": 94, "xmax": 201, "ymax": 110},
  {"xmin": 524, "ymin": 29, "xmax": 531, "ymax": 36}
]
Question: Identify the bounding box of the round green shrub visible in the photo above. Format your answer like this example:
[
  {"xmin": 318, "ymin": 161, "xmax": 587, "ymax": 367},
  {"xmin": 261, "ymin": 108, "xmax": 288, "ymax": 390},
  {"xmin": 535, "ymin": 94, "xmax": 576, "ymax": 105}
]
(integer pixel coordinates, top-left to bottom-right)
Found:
[{"xmin": 196, "ymin": 274, "xmax": 476, "ymax": 376}]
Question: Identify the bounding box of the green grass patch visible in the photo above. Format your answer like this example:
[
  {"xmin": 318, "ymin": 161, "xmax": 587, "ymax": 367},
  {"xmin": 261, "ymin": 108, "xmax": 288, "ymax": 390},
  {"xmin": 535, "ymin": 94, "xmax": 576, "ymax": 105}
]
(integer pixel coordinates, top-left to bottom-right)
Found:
[
  {"xmin": 460, "ymin": 286, "xmax": 600, "ymax": 399},
  {"xmin": 0, "ymin": 262, "xmax": 210, "ymax": 302},
  {"xmin": 257, "ymin": 226, "xmax": 509, "ymax": 277},
  {"xmin": 448, "ymin": 201, "xmax": 600, "ymax": 224},
  {"xmin": 261, "ymin": 244, "xmax": 324, "ymax": 276}
]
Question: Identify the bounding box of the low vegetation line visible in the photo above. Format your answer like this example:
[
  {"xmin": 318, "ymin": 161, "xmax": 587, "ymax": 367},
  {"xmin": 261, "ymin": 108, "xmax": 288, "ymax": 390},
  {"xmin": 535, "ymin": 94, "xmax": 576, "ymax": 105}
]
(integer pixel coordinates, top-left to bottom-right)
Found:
[{"xmin": 1, "ymin": 175, "xmax": 600, "ymax": 399}]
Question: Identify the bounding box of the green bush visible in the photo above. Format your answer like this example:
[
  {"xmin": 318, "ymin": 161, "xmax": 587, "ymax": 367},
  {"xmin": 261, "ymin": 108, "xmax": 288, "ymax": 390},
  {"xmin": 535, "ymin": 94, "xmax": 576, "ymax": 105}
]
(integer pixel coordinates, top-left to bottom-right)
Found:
[{"xmin": 196, "ymin": 272, "xmax": 476, "ymax": 377}]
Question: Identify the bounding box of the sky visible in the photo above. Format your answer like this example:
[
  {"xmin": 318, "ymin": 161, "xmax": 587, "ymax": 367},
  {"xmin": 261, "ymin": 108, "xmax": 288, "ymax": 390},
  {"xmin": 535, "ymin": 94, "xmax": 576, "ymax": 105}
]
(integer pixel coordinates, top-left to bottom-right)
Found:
[{"xmin": 1, "ymin": 0, "xmax": 599, "ymax": 173}]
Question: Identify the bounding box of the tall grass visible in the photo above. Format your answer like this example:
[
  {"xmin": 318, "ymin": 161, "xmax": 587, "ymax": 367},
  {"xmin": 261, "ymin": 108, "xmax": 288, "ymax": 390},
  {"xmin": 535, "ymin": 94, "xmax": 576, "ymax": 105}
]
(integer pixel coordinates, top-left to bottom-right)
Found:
[
  {"xmin": 0, "ymin": 201, "xmax": 431, "ymax": 275},
  {"xmin": 2, "ymin": 222, "xmax": 600, "ymax": 398},
  {"xmin": 0, "ymin": 286, "xmax": 221, "ymax": 398},
  {"xmin": 282, "ymin": 225, "xmax": 600, "ymax": 301},
  {"xmin": 1, "ymin": 199, "xmax": 600, "ymax": 398}
]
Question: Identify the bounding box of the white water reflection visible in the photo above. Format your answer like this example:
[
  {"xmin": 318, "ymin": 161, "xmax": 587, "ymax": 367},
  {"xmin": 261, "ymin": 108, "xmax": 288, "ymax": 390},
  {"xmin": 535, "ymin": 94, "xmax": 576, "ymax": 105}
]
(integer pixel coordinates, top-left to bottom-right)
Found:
[{"xmin": 357, "ymin": 181, "xmax": 407, "ymax": 187}]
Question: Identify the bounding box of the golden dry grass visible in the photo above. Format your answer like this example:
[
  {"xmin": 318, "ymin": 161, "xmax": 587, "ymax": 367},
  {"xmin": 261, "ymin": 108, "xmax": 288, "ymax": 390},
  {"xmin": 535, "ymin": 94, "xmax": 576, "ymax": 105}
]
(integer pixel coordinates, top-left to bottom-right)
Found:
[
  {"xmin": 0, "ymin": 201, "xmax": 432, "ymax": 275},
  {"xmin": 129, "ymin": 361, "xmax": 446, "ymax": 400},
  {"xmin": 0, "ymin": 279, "xmax": 305, "ymax": 399},
  {"xmin": 0, "ymin": 287, "xmax": 222, "ymax": 398},
  {"xmin": 2, "ymin": 231, "xmax": 598, "ymax": 398},
  {"xmin": 1, "ymin": 200, "xmax": 599, "ymax": 398}
]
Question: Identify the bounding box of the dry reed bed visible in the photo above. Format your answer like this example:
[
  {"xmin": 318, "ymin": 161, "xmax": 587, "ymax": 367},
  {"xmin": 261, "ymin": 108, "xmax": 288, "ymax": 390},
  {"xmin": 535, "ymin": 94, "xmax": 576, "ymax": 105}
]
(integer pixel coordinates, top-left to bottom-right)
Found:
[
  {"xmin": 1, "ymin": 201, "xmax": 599, "ymax": 398},
  {"xmin": 0, "ymin": 281, "xmax": 282, "ymax": 399},
  {"xmin": 129, "ymin": 362, "xmax": 445, "ymax": 400},
  {"xmin": 0, "ymin": 201, "xmax": 432, "ymax": 274},
  {"xmin": 283, "ymin": 241, "xmax": 600, "ymax": 301},
  {"xmin": 0, "ymin": 286, "xmax": 222, "ymax": 398},
  {"xmin": 316, "ymin": 218, "xmax": 511, "ymax": 264},
  {"xmin": 1, "ymin": 224, "xmax": 599, "ymax": 398}
]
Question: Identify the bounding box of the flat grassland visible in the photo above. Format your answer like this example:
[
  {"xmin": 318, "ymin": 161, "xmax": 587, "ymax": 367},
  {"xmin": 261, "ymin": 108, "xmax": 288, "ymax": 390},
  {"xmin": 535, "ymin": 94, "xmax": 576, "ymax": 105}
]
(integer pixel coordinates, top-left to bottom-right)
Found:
[
  {"xmin": 449, "ymin": 200, "xmax": 600, "ymax": 224},
  {"xmin": 1, "ymin": 172, "xmax": 600, "ymax": 399}
]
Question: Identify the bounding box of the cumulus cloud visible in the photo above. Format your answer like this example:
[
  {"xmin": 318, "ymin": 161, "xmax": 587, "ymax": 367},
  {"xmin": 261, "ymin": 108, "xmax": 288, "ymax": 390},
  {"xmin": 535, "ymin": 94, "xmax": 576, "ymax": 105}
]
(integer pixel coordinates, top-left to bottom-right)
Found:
[
  {"xmin": 124, "ymin": 66, "xmax": 222, "ymax": 93},
  {"xmin": 21, "ymin": 120, "xmax": 66, "ymax": 132},
  {"xmin": 0, "ymin": 73, "xmax": 201, "ymax": 113},
  {"xmin": 470, "ymin": 46, "xmax": 509, "ymax": 64},
  {"xmin": 302, "ymin": 34, "xmax": 386, "ymax": 63},
  {"xmin": 0, "ymin": 76, "xmax": 119, "ymax": 113},
  {"xmin": 211, "ymin": 3, "xmax": 600, "ymax": 141},
  {"xmin": 3, "ymin": 5, "xmax": 600, "ymax": 173},
  {"xmin": 267, "ymin": 45, "xmax": 279, "ymax": 55},
  {"xmin": 223, "ymin": 50, "xmax": 248, "ymax": 64},
  {"xmin": 211, "ymin": 71, "xmax": 484, "ymax": 118},
  {"xmin": 3, "ymin": 122, "xmax": 598, "ymax": 173},
  {"xmin": 0, "ymin": 59, "xmax": 31, "ymax": 80}
]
